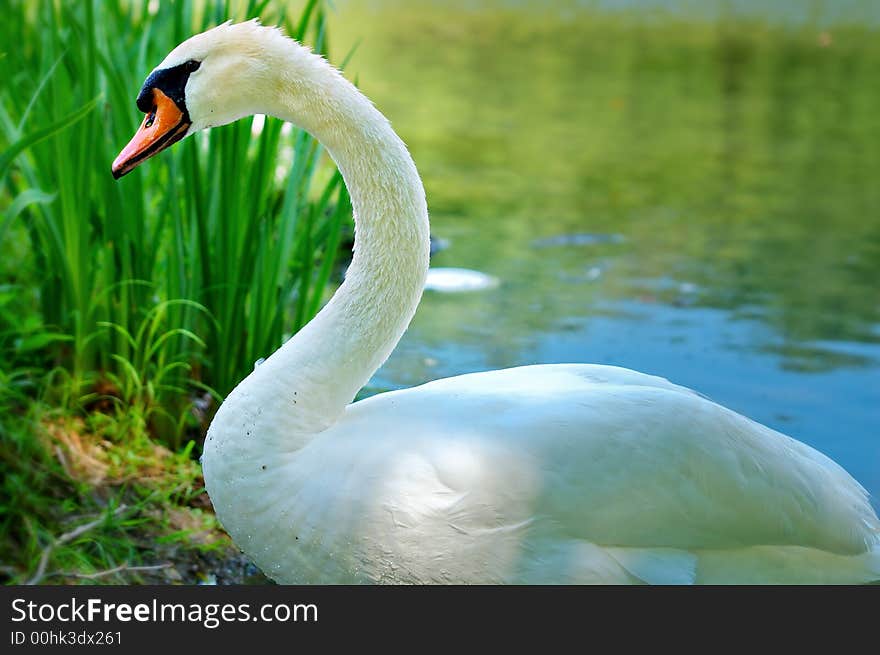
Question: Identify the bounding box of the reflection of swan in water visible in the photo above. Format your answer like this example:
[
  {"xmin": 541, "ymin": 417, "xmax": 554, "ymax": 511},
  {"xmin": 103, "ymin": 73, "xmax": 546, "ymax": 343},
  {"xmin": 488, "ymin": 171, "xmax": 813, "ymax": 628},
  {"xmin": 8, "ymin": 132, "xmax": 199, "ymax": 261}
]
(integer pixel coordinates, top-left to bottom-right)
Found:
[{"xmin": 113, "ymin": 22, "xmax": 880, "ymax": 584}]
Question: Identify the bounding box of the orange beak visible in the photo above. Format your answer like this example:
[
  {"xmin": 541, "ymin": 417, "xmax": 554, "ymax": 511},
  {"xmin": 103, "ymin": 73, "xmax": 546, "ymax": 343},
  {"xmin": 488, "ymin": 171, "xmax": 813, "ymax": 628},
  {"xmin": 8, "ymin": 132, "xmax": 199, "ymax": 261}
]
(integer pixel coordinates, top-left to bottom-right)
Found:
[{"xmin": 111, "ymin": 88, "xmax": 190, "ymax": 179}]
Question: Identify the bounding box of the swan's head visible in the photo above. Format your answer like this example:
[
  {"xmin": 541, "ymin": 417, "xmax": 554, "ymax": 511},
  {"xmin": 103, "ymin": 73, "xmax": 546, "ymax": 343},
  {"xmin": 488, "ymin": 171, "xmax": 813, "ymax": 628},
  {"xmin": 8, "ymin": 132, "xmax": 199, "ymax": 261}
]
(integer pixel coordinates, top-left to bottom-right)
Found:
[{"xmin": 112, "ymin": 21, "xmax": 297, "ymax": 178}]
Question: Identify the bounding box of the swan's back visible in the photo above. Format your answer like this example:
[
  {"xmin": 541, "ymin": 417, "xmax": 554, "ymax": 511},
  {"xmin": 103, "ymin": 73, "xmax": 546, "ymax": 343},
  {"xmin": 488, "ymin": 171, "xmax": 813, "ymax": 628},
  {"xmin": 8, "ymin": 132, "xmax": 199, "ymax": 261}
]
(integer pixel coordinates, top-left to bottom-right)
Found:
[{"xmin": 244, "ymin": 364, "xmax": 879, "ymax": 584}]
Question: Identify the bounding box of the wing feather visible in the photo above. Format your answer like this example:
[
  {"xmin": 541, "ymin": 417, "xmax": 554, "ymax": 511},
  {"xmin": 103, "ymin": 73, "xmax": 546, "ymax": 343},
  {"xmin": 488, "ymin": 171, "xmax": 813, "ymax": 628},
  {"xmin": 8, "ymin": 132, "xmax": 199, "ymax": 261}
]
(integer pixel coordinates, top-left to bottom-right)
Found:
[{"xmin": 349, "ymin": 364, "xmax": 879, "ymax": 556}]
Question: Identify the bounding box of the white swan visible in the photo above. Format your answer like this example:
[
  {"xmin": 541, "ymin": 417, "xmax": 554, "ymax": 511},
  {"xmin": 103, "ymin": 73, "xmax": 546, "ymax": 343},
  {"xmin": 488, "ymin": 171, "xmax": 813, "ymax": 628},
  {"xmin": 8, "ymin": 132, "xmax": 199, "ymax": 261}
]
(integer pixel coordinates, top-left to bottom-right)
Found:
[{"xmin": 113, "ymin": 21, "xmax": 879, "ymax": 584}]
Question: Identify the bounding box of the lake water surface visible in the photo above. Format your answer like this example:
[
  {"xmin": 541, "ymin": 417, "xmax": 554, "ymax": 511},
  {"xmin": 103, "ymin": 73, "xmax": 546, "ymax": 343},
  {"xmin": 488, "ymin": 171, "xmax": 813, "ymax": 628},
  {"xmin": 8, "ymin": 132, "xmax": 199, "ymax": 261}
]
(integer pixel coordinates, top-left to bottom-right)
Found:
[{"xmin": 329, "ymin": 1, "xmax": 880, "ymax": 507}]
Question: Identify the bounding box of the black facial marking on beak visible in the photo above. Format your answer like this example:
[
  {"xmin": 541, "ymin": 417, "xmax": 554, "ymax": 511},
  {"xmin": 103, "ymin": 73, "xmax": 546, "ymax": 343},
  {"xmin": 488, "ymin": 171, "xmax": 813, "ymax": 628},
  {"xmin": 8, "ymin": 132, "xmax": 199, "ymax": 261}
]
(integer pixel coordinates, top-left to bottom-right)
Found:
[
  {"xmin": 112, "ymin": 59, "xmax": 201, "ymax": 179},
  {"xmin": 136, "ymin": 59, "xmax": 201, "ymax": 116}
]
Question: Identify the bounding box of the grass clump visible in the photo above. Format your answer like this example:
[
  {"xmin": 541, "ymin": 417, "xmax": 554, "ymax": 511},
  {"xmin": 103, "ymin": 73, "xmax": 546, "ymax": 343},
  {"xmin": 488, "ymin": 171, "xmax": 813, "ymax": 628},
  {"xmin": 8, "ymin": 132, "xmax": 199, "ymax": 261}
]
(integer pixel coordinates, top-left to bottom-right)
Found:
[
  {"xmin": 0, "ymin": 378, "xmax": 238, "ymax": 584},
  {"xmin": 1, "ymin": 0, "xmax": 349, "ymax": 443}
]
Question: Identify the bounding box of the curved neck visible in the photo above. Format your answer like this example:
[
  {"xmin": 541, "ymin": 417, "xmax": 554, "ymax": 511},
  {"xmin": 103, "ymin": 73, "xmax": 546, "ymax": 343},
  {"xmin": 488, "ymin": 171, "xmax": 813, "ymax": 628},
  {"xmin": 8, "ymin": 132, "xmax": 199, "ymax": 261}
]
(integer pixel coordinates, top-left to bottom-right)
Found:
[{"xmin": 230, "ymin": 42, "xmax": 430, "ymax": 442}]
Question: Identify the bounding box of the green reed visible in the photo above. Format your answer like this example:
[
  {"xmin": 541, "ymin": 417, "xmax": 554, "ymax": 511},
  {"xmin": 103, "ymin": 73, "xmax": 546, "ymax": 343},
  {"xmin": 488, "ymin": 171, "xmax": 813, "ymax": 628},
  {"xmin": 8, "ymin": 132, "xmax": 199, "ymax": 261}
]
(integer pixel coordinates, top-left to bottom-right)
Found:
[{"xmin": 1, "ymin": 0, "xmax": 349, "ymax": 447}]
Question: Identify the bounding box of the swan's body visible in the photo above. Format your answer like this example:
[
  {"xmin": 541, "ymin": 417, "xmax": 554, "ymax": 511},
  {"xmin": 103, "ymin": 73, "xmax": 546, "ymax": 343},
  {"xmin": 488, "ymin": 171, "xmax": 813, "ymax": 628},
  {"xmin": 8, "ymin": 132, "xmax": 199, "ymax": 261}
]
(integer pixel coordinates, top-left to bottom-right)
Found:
[{"xmin": 114, "ymin": 21, "xmax": 880, "ymax": 584}]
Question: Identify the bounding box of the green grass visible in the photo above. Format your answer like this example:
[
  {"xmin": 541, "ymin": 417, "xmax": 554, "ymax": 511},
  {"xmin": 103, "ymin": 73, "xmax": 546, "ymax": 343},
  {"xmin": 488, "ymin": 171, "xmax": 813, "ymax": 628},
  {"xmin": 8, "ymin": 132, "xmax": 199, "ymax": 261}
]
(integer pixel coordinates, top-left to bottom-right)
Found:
[
  {"xmin": 1, "ymin": 0, "xmax": 350, "ymax": 445},
  {"xmin": 0, "ymin": 0, "xmax": 351, "ymax": 583},
  {"xmin": 0, "ymin": 396, "xmax": 227, "ymax": 584}
]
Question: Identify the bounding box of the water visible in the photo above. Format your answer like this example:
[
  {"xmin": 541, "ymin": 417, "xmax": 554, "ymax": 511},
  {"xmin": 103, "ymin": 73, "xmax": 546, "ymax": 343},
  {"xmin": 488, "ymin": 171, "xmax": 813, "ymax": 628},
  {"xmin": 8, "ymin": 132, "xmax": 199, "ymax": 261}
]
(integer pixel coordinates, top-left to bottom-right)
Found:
[{"xmin": 329, "ymin": 1, "xmax": 880, "ymax": 507}]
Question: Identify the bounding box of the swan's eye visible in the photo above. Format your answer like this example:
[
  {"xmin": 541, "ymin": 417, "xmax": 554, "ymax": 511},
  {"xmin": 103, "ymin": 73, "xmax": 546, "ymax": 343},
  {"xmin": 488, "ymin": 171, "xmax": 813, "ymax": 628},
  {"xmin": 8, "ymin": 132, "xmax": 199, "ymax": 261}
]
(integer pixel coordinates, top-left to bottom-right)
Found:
[
  {"xmin": 185, "ymin": 59, "xmax": 201, "ymax": 72},
  {"xmin": 144, "ymin": 111, "xmax": 156, "ymax": 128}
]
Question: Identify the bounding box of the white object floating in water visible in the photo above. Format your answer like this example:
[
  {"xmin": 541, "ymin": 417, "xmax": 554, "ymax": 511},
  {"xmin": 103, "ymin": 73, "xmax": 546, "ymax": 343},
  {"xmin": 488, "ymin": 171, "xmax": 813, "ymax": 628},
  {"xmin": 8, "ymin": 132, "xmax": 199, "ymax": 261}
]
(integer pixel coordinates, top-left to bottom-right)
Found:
[
  {"xmin": 424, "ymin": 267, "xmax": 499, "ymax": 293},
  {"xmin": 532, "ymin": 233, "xmax": 626, "ymax": 248}
]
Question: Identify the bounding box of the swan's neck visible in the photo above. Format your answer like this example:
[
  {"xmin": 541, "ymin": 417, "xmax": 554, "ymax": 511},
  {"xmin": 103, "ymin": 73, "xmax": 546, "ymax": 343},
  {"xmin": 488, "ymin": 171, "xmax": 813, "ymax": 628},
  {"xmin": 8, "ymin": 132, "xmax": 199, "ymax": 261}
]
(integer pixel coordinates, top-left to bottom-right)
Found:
[{"xmin": 221, "ymin": 42, "xmax": 430, "ymax": 447}]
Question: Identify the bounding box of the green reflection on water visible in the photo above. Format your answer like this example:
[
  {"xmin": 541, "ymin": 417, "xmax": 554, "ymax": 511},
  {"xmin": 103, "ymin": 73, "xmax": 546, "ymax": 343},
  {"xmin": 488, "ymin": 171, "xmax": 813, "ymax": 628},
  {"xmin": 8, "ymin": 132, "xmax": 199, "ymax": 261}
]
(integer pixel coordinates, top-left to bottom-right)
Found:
[
  {"xmin": 327, "ymin": 2, "xmax": 879, "ymax": 499},
  {"xmin": 329, "ymin": 1, "xmax": 880, "ymax": 367}
]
